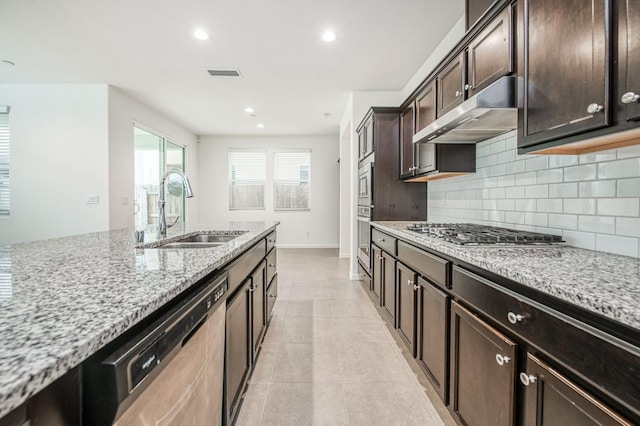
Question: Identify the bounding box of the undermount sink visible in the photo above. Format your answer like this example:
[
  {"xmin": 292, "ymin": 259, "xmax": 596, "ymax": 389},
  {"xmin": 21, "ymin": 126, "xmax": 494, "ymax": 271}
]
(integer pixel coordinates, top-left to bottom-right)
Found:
[{"xmin": 157, "ymin": 232, "xmax": 246, "ymax": 249}]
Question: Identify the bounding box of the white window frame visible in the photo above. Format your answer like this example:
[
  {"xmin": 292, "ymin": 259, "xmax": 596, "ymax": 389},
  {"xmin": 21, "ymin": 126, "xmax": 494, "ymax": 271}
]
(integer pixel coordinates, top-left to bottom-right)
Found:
[
  {"xmin": 228, "ymin": 149, "xmax": 266, "ymax": 210},
  {"xmin": 0, "ymin": 106, "xmax": 10, "ymax": 217},
  {"xmin": 273, "ymin": 149, "xmax": 311, "ymax": 211}
]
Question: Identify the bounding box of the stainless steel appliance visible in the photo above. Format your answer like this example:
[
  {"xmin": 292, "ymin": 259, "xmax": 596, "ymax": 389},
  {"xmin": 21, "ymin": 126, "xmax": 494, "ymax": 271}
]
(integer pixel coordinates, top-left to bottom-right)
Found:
[
  {"xmin": 357, "ymin": 206, "xmax": 372, "ymax": 269},
  {"xmin": 84, "ymin": 273, "xmax": 228, "ymax": 426},
  {"xmin": 406, "ymin": 223, "xmax": 564, "ymax": 245}
]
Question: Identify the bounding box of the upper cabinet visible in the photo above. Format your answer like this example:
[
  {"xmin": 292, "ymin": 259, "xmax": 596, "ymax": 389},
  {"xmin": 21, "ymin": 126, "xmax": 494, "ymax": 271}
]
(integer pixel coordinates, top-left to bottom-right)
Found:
[
  {"xmin": 466, "ymin": 0, "xmax": 498, "ymax": 30},
  {"xmin": 621, "ymin": 0, "xmax": 640, "ymax": 122},
  {"xmin": 517, "ymin": 0, "xmax": 610, "ymax": 149},
  {"xmin": 467, "ymin": 6, "xmax": 513, "ymax": 97},
  {"xmin": 437, "ymin": 54, "xmax": 466, "ymax": 117},
  {"xmin": 357, "ymin": 116, "xmax": 374, "ymax": 162}
]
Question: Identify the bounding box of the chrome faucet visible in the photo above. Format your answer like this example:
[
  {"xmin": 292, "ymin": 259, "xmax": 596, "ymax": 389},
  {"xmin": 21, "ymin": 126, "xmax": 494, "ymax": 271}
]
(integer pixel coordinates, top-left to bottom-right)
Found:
[{"xmin": 157, "ymin": 169, "xmax": 194, "ymax": 238}]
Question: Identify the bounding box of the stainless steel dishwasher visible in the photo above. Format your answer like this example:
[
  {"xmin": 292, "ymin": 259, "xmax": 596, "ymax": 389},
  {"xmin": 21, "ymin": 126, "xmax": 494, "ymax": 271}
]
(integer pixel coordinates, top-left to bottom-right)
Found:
[{"xmin": 83, "ymin": 273, "xmax": 227, "ymax": 426}]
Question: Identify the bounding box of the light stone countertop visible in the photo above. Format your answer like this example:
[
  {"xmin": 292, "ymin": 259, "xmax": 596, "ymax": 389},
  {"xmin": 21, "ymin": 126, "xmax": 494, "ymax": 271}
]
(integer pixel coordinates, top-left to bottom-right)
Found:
[
  {"xmin": 0, "ymin": 221, "xmax": 278, "ymax": 419},
  {"xmin": 372, "ymin": 221, "xmax": 640, "ymax": 331}
]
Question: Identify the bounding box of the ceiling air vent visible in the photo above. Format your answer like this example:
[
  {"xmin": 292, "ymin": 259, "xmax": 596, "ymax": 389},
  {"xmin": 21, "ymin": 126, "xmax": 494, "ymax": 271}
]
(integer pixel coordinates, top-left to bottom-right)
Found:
[{"xmin": 207, "ymin": 69, "xmax": 242, "ymax": 77}]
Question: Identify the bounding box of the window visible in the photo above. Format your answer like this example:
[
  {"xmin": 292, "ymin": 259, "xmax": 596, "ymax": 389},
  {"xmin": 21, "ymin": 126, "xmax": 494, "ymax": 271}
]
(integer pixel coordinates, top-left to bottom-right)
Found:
[
  {"xmin": 274, "ymin": 150, "xmax": 311, "ymax": 211},
  {"xmin": 0, "ymin": 106, "xmax": 9, "ymax": 216},
  {"xmin": 229, "ymin": 150, "xmax": 266, "ymax": 210},
  {"xmin": 134, "ymin": 126, "xmax": 186, "ymax": 229}
]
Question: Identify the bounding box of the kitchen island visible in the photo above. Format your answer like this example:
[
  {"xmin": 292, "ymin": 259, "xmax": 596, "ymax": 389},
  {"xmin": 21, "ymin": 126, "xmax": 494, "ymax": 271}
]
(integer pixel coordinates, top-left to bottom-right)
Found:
[{"xmin": 0, "ymin": 221, "xmax": 278, "ymax": 421}]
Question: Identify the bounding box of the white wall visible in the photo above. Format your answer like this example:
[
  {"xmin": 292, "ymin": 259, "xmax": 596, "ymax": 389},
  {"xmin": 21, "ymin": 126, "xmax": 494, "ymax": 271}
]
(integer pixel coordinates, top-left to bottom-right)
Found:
[
  {"xmin": 0, "ymin": 84, "xmax": 110, "ymax": 244},
  {"xmin": 197, "ymin": 135, "xmax": 339, "ymax": 248},
  {"xmin": 428, "ymin": 131, "xmax": 640, "ymax": 258},
  {"xmin": 107, "ymin": 87, "xmax": 199, "ymax": 229}
]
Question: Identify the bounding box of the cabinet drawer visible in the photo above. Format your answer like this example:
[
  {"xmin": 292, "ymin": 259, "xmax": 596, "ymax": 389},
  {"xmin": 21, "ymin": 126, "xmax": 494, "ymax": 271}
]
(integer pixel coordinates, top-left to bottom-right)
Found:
[
  {"xmin": 371, "ymin": 229, "xmax": 396, "ymax": 255},
  {"xmin": 265, "ymin": 230, "xmax": 277, "ymax": 253},
  {"xmin": 452, "ymin": 266, "xmax": 640, "ymax": 419},
  {"xmin": 266, "ymin": 275, "xmax": 278, "ymax": 321},
  {"xmin": 266, "ymin": 249, "xmax": 277, "ymax": 286},
  {"xmin": 398, "ymin": 241, "xmax": 450, "ymax": 290},
  {"xmin": 228, "ymin": 240, "xmax": 267, "ymax": 295}
]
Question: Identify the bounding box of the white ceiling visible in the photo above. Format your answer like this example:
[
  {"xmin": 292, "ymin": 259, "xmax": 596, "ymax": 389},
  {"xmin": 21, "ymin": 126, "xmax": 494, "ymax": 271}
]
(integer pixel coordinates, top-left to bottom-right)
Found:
[{"xmin": 0, "ymin": 0, "xmax": 464, "ymax": 136}]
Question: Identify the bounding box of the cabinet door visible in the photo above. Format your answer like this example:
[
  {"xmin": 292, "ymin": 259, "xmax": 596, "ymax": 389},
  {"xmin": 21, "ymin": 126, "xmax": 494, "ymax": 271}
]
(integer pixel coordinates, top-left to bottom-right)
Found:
[
  {"xmin": 371, "ymin": 245, "xmax": 382, "ymax": 300},
  {"xmin": 400, "ymin": 104, "xmax": 416, "ymax": 179},
  {"xmin": 357, "ymin": 126, "xmax": 366, "ymax": 160},
  {"xmin": 225, "ymin": 281, "xmax": 251, "ymax": 422},
  {"xmin": 417, "ymin": 277, "xmax": 450, "ymax": 404},
  {"xmin": 522, "ymin": 354, "xmax": 632, "ymax": 425},
  {"xmin": 416, "ymin": 80, "xmax": 437, "ymax": 132},
  {"xmin": 396, "ymin": 262, "xmax": 417, "ymax": 356},
  {"xmin": 450, "ymin": 301, "xmax": 516, "ymax": 426},
  {"xmin": 466, "ymin": 0, "xmax": 497, "ymax": 30},
  {"xmin": 622, "ymin": 0, "xmax": 640, "ymax": 121},
  {"xmin": 251, "ymin": 262, "xmax": 266, "ymax": 361},
  {"xmin": 381, "ymin": 251, "xmax": 396, "ymax": 321},
  {"xmin": 365, "ymin": 117, "xmax": 374, "ymax": 156},
  {"xmin": 437, "ymin": 54, "xmax": 465, "ymax": 117},
  {"xmin": 518, "ymin": 0, "xmax": 610, "ymax": 148},
  {"xmin": 468, "ymin": 6, "xmax": 513, "ymax": 97}
]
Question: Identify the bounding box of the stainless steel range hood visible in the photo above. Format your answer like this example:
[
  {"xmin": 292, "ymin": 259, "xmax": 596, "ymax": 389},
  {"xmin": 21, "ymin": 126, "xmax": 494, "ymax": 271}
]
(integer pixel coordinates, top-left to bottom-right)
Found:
[{"xmin": 413, "ymin": 76, "xmax": 517, "ymax": 144}]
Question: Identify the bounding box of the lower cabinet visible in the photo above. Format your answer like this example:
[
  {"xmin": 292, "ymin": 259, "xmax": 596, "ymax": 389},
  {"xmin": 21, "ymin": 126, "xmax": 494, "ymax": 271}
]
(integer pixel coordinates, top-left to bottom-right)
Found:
[
  {"xmin": 522, "ymin": 354, "xmax": 633, "ymax": 425},
  {"xmin": 450, "ymin": 301, "xmax": 517, "ymax": 426},
  {"xmin": 250, "ymin": 261, "xmax": 266, "ymax": 362},
  {"xmin": 396, "ymin": 262, "xmax": 418, "ymax": 356},
  {"xmin": 371, "ymin": 245, "xmax": 382, "ymax": 301},
  {"xmin": 416, "ymin": 276, "xmax": 450, "ymax": 403},
  {"xmin": 225, "ymin": 279, "xmax": 251, "ymax": 424}
]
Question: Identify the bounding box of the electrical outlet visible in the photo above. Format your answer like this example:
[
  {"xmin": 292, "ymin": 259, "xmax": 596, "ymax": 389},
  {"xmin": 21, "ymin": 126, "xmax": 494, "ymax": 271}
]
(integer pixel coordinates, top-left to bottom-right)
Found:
[{"xmin": 86, "ymin": 194, "xmax": 100, "ymax": 204}]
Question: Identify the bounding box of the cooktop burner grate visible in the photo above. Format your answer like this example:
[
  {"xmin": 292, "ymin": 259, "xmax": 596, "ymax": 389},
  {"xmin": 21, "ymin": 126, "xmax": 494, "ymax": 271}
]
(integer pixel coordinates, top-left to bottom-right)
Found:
[{"xmin": 405, "ymin": 223, "xmax": 564, "ymax": 245}]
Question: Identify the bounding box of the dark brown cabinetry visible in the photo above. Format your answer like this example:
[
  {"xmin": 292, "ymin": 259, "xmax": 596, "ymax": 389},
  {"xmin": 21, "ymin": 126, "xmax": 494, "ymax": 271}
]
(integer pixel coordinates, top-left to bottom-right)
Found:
[
  {"xmin": 518, "ymin": 0, "xmax": 610, "ymax": 148},
  {"xmin": 357, "ymin": 115, "xmax": 374, "ymax": 161},
  {"xmin": 466, "ymin": 0, "xmax": 497, "ymax": 30},
  {"xmin": 399, "ymin": 104, "xmax": 416, "ymax": 179},
  {"xmin": 225, "ymin": 279, "xmax": 251, "ymax": 423},
  {"xmin": 416, "ymin": 276, "xmax": 450, "ymax": 403},
  {"xmin": 522, "ymin": 354, "xmax": 633, "ymax": 425},
  {"xmin": 250, "ymin": 261, "xmax": 266, "ymax": 361},
  {"xmin": 450, "ymin": 301, "xmax": 517, "ymax": 426},
  {"xmin": 396, "ymin": 262, "xmax": 418, "ymax": 356},
  {"xmin": 437, "ymin": 55, "xmax": 465, "ymax": 117},
  {"xmin": 371, "ymin": 245, "xmax": 382, "ymax": 300},
  {"xmin": 467, "ymin": 6, "xmax": 513, "ymax": 97},
  {"xmin": 358, "ymin": 108, "xmax": 427, "ymax": 221},
  {"xmin": 400, "ymin": 82, "xmax": 438, "ymax": 180},
  {"xmin": 621, "ymin": 0, "xmax": 640, "ymax": 122},
  {"xmin": 381, "ymin": 251, "xmax": 396, "ymax": 321}
]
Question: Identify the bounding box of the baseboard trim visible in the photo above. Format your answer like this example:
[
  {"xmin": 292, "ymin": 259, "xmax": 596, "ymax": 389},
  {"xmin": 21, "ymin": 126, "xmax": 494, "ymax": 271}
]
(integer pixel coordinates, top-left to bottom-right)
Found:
[
  {"xmin": 277, "ymin": 244, "xmax": 340, "ymax": 249},
  {"xmin": 349, "ymin": 273, "xmax": 363, "ymax": 280}
]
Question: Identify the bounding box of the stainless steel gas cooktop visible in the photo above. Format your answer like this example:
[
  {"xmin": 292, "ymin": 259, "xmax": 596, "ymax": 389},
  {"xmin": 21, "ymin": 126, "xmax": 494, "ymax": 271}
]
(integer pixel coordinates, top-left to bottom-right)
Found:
[{"xmin": 405, "ymin": 223, "xmax": 564, "ymax": 246}]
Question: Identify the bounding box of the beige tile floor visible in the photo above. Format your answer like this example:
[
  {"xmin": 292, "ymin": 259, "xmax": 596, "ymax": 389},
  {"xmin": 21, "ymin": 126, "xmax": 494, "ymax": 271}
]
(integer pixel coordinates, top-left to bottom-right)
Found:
[{"xmin": 235, "ymin": 248, "xmax": 456, "ymax": 426}]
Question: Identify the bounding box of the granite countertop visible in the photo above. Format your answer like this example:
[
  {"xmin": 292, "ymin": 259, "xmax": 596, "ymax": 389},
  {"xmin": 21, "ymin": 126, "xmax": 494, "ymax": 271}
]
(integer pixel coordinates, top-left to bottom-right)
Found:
[
  {"xmin": 0, "ymin": 221, "xmax": 278, "ymax": 419},
  {"xmin": 372, "ymin": 221, "xmax": 640, "ymax": 331}
]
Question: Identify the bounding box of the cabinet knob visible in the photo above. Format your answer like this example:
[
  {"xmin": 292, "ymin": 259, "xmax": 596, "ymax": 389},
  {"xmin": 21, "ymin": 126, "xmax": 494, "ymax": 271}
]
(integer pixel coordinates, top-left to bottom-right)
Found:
[
  {"xmin": 268, "ymin": 239, "xmax": 276, "ymax": 243},
  {"xmin": 464, "ymin": 84, "xmax": 474, "ymax": 91},
  {"xmin": 268, "ymin": 263, "xmax": 276, "ymax": 268},
  {"xmin": 413, "ymin": 284, "xmax": 419, "ymax": 291},
  {"xmin": 269, "ymin": 294, "xmax": 277, "ymax": 298},
  {"xmin": 377, "ymin": 238, "xmax": 385, "ymax": 243},
  {"xmin": 407, "ymin": 279, "xmax": 413, "ymax": 286},
  {"xmin": 507, "ymin": 312, "xmax": 525, "ymax": 324},
  {"xmin": 495, "ymin": 354, "xmax": 511, "ymax": 366},
  {"xmin": 587, "ymin": 103, "xmax": 604, "ymax": 114},
  {"xmin": 621, "ymin": 92, "xmax": 640, "ymax": 104},
  {"xmin": 455, "ymin": 90, "xmax": 463, "ymax": 97},
  {"xmin": 519, "ymin": 372, "xmax": 538, "ymax": 386}
]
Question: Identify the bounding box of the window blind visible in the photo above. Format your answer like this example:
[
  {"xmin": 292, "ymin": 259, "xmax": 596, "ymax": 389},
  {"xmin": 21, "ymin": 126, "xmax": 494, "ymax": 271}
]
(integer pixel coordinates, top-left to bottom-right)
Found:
[
  {"xmin": 274, "ymin": 151, "xmax": 310, "ymax": 211},
  {"xmin": 0, "ymin": 107, "xmax": 9, "ymax": 216},
  {"xmin": 228, "ymin": 150, "xmax": 266, "ymax": 210}
]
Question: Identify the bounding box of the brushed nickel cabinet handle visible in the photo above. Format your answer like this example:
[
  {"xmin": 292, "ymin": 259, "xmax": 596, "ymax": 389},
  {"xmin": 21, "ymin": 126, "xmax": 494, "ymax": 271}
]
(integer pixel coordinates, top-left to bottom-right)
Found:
[
  {"xmin": 621, "ymin": 92, "xmax": 640, "ymax": 104},
  {"xmin": 587, "ymin": 103, "xmax": 604, "ymax": 114}
]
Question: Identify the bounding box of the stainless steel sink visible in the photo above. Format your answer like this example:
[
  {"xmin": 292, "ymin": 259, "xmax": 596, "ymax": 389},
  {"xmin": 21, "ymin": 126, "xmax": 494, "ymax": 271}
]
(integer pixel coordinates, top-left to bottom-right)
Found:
[{"xmin": 157, "ymin": 232, "xmax": 246, "ymax": 249}]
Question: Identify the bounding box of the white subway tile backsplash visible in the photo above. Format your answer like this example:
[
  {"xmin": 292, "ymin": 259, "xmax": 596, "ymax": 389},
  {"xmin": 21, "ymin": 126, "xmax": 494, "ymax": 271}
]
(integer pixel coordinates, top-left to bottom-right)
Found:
[
  {"xmin": 549, "ymin": 183, "xmax": 578, "ymax": 198},
  {"xmin": 505, "ymin": 186, "xmax": 525, "ymax": 199},
  {"xmin": 579, "ymin": 180, "xmax": 616, "ymax": 197},
  {"xmin": 597, "ymin": 158, "xmax": 640, "ymax": 179},
  {"xmin": 595, "ymin": 234, "xmax": 639, "ymax": 257},
  {"xmin": 537, "ymin": 199, "xmax": 563, "ymax": 213},
  {"xmin": 428, "ymin": 134, "xmax": 640, "ymax": 258},
  {"xmin": 616, "ymin": 217, "xmax": 640, "ymax": 238},
  {"xmin": 525, "ymin": 184, "xmax": 549, "ymax": 199},
  {"xmin": 564, "ymin": 198, "xmax": 596, "ymax": 215},
  {"xmin": 597, "ymin": 198, "xmax": 640, "ymax": 217},
  {"xmin": 536, "ymin": 168, "xmax": 563, "ymax": 184},
  {"xmin": 562, "ymin": 230, "xmax": 596, "ymax": 250},
  {"xmin": 549, "ymin": 214, "xmax": 578, "ymax": 230},
  {"xmin": 564, "ymin": 164, "xmax": 597, "ymax": 181},
  {"xmin": 525, "ymin": 156, "xmax": 549, "ymax": 172},
  {"xmin": 617, "ymin": 178, "xmax": 640, "ymax": 197},
  {"xmin": 578, "ymin": 215, "xmax": 615, "ymax": 234}
]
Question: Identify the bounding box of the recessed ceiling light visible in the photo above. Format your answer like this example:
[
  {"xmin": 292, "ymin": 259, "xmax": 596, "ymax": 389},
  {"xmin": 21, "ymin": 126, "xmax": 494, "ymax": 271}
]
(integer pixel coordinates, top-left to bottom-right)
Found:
[
  {"xmin": 193, "ymin": 29, "xmax": 209, "ymax": 41},
  {"xmin": 322, "ymin": 30, "xmax": 337, "ymax": 42},
  {"xmin": 257, "ymin": 123, "xmax": 265, "ymax": 128},
  {"xmin": 244, "ymin": 107, "xmax": 254, "ymax": 113}
]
